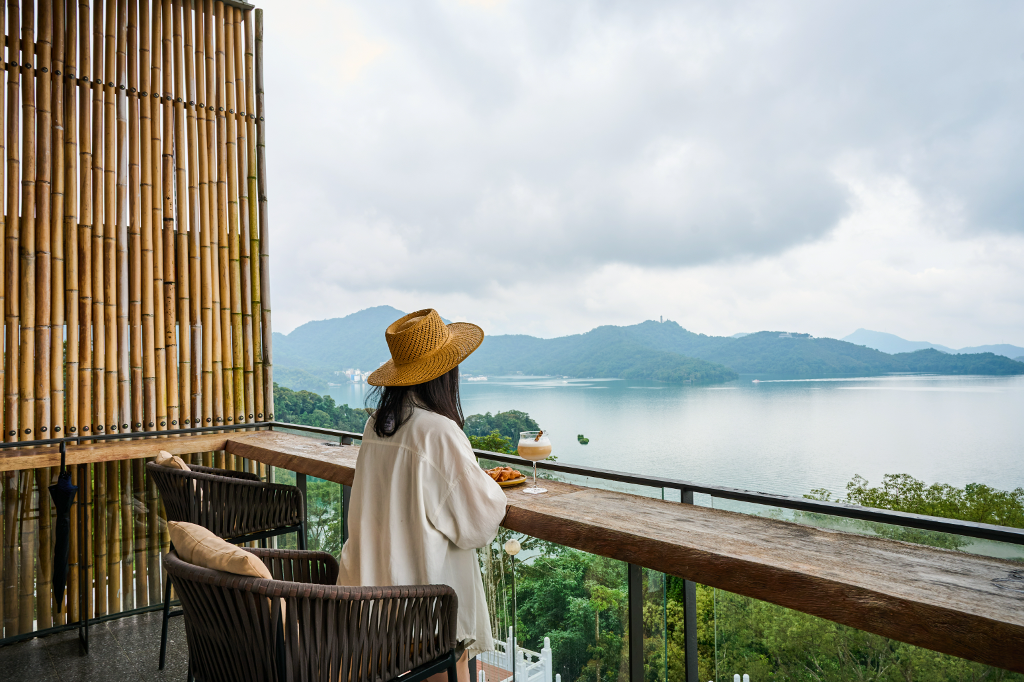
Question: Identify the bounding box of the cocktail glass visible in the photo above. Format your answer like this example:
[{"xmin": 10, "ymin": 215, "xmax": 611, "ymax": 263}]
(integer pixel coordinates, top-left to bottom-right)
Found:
[{"xmin": 518, "ymin": 430, "xmax": 551, "ymax": 494}]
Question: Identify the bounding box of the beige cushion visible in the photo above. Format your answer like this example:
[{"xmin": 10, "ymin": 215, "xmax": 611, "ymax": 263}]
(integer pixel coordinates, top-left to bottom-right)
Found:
[
  {"xmin": 168, "ymin": 521, "xmax": 272, "ymax": 579},
  {"xmin": 155, "ymin": 450, "xmax": 191, "ymax": 471}
]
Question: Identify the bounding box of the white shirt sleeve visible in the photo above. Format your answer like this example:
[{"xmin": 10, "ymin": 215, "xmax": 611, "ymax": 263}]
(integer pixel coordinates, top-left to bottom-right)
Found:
[{"xmin": 427, "ymin": 432, "xmax": 508, "ymax": 550}]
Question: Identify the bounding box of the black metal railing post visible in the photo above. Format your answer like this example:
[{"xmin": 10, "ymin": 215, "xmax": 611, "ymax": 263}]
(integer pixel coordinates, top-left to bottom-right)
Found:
[
  {"xmin": 296, "ymin": 473, "xmax": 308, "ymax": 550},
  {"xmin": 628, "ymin": 563, "xmax": 644, "ymax": 682},
  {"xmin": 681, "ymin": 487, "xmax": 698, "ymax": 682}
]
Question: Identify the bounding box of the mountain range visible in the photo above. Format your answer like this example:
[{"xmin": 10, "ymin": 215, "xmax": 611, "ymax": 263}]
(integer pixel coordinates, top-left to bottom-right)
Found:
[
  {"xmin": 841, "ymin": 328, "xmax": 1024, "ymax": 358},
  {"xmin": 271, "ymin": 307, "xmax": 1024, "ymax": 391}
]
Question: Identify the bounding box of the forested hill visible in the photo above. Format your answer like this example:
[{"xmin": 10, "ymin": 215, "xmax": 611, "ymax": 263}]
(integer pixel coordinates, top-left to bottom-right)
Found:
[
  {"xmin": 465, "ymin": 321, "xmax": 1024, "ymax": 376},
  {"xmin": 271, "ymin": 308, "xmax": 1024, "ymax": 389}
]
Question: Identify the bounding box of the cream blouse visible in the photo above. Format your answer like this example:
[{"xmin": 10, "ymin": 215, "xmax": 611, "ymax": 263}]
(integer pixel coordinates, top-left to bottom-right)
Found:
[{"xmin": 337, "ymin": 404, "xmax": 508, "ymax": 658}]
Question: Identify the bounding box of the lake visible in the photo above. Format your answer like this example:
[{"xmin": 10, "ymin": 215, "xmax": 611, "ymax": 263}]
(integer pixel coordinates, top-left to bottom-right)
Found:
[{"xmin": 327, "ymin": 373, "xmax": 1024, "ymax": 499}]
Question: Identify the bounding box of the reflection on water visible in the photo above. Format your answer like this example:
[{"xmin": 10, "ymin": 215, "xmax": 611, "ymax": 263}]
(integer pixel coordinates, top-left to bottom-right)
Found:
[{"xmin": 327, "ymin": 374, "xmax": 1024, "ymax": 499}]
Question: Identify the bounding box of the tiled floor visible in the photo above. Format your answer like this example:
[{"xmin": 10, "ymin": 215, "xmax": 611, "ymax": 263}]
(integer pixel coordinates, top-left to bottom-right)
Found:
[{"xmin": 0, "ymin": 610, "xmax": 189, "ymax": 682}]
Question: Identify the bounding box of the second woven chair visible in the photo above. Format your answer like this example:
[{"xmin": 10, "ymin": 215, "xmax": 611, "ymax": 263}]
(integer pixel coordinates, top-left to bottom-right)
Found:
[{"xmin": 148, "ymin": 461, "xmax": 306, "ymax": 670}]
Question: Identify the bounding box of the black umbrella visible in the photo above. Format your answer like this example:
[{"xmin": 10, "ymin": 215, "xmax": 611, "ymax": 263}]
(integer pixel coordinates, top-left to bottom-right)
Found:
[{"xmin": 48, "ymin": 441, "xmax": 78, "ymax": 612}]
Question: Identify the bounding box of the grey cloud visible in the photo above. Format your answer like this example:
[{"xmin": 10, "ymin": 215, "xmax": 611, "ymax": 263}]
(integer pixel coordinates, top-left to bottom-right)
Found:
[{"xmin": 262, "ymin": 0, "xmax": 1024, "ymax": 298}]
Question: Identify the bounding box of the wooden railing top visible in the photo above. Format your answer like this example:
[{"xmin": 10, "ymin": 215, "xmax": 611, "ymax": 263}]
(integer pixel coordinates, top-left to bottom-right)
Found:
[{"xmin": 3, "ymin": 429, "xmax": 1022, "ymax": 671}]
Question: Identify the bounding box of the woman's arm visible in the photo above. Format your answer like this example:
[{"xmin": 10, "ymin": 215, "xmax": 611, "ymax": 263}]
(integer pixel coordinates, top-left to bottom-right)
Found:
[{"xmin": 427, "ymin": 445, "xmax": 508, "ymax": 550}]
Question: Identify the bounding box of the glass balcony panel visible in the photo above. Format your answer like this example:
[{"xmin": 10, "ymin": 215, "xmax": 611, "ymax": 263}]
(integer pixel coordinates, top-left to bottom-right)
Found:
[
  {"xmin": 702, "ymin": 584, "xmax": 1024, "ymax": 681},
  {"xmin": 480, "ymin": 530, "xmax": 633, "ymax": 682}
]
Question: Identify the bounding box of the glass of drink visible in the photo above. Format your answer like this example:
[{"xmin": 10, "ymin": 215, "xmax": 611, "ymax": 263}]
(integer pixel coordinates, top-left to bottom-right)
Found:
[{"xmin": 518, "ymin": 430, "xmax": 552, "ymax": 494}]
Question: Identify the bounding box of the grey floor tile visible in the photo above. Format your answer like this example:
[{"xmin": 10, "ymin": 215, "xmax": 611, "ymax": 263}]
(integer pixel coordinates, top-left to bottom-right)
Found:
[
  {"xmin": 0, "ymin": 637, "xmax": 61, "ymax": 682},
  {"xmin": 40, "ymin": 622, "xmax": 139, "ymax": 682},
  {"xmin": 105, "ymin": 610, "xmax": 189, "ymax": 680}
]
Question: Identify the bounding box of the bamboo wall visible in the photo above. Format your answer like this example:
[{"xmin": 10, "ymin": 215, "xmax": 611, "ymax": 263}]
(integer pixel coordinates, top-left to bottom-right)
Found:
[{"xmin": 0, "ymin": 0, "xmax": 273, "ymax": 638}]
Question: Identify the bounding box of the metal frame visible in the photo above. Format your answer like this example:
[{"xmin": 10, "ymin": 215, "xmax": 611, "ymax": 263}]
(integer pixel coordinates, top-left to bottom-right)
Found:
[
  {"xmin": 268, "ymin": 422, "xmax": 1024, "ymax": 682},
  {"xmin": 4, "ymin": 420, "xmax": 1023, "ymax": 682}
]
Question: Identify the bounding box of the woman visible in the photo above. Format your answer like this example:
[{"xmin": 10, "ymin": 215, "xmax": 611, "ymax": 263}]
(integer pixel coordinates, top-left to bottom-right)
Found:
[{"xmin": 338, "ymin": 309, "xmax": 508, "ymax": 682}]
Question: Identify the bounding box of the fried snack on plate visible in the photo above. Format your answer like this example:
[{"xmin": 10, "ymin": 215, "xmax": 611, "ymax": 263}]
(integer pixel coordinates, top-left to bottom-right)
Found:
[{"xmin": 485, "ymin": 466, "xmax": 523, "ymax": 482}]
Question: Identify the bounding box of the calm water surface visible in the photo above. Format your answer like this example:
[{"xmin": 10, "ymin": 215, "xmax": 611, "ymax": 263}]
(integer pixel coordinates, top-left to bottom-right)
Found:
[{"xmin": 328, "ymin": 374, "xmax": 1024, "ymax": 499}]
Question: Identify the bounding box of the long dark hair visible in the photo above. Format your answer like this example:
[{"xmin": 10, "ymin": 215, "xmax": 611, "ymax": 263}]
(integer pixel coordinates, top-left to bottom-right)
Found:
[{"xmin": 367, "ymin": 366, "xmax": 464, "ymax": 437}]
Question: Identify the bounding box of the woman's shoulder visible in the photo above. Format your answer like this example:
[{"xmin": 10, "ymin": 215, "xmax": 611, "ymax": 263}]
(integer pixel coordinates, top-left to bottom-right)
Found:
[{"xmin": 406, "ymin": 406, "xmax": 469, "ymax": 442}]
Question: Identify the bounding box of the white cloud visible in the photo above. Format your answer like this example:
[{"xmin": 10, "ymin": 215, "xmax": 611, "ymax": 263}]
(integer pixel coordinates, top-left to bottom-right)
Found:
[{"xmin": 258, "ymin": 0, "xmax": 1024, "ymax": 347}]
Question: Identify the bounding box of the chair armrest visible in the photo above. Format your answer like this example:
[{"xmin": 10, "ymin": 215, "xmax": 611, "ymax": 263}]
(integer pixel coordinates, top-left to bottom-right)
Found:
[
  {"xmin": 190, "ymin": 464, "xmax": 260, "ymax": 481},
  {"xmin": 247, "ymin": 548, "xmax": 339, "ymax": 585}
]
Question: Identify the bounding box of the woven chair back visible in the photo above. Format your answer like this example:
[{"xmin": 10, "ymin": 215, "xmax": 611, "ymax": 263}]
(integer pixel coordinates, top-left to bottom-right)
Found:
[
  {"xmin": 164, "ymin": 550, "xmax": 459, "ymax": 682},
  {"xmin": 147, "ymin": 463, "xmax": 302, "ymax": 539}
]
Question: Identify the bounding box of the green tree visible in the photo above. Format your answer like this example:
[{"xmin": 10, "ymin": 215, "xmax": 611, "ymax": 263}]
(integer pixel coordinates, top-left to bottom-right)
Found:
[
  {"xmin": 464, "ymin": 410, "xmax": 540, "ymax": 442},
  {"xmin": 273, "ymin": 383, "xmax": 369, "ymax": 433}
]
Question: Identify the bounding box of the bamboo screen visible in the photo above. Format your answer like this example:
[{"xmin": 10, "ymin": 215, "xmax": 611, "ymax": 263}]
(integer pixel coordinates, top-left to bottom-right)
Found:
[{"xmin": 0, "ymin": 0, "xmax": 275, "ymax": 637}]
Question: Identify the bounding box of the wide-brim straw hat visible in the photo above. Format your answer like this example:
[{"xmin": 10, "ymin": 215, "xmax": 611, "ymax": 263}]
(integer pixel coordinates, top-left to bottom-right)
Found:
[{"xmin": 367, "ymin": 309, "xmax": 484, "ymax": 387}]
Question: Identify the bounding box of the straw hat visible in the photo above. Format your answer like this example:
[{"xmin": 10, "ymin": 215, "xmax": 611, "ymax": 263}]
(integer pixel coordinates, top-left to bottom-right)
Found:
[{"xmin": 367, "ymin": 309, "xmax": 484, "ymax": 387}]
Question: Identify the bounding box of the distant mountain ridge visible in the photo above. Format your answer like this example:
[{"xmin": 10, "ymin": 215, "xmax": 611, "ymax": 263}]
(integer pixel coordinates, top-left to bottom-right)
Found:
[
  {"xmin": 842, "ymin": 328, "xmax": 1024, "ymax": 359},
  {"xmin": 270, "ymin": 308, "xmax": 1024, "ymax": 391}
]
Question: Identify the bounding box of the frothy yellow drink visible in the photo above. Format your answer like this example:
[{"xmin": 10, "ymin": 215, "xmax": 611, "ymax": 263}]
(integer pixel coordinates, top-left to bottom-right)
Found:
[{"xmin": 517, "ymin": 441, "xmax": 552, "ymax": 461}]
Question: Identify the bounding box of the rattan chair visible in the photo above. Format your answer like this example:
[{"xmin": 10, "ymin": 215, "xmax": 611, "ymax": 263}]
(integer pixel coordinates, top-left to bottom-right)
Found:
[
  {"xmin": 164, "ymin": 548, "xmax": 460, "ymax": 682},
  {"xmin": 148, "ymin": 462, "xmax": 306, "ymax": 670}
]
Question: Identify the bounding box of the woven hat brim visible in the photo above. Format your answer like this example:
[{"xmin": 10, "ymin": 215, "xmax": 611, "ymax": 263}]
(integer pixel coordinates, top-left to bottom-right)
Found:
[{"xmin": 367, "ymin": 322, "xmax": 484, "ymax": 387}]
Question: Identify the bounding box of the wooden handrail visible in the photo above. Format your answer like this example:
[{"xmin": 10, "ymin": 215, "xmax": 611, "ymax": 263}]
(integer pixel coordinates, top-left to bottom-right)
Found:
[{"xmin": 1, "ymin": 429, "xmax": 1021, "ymax": 671}]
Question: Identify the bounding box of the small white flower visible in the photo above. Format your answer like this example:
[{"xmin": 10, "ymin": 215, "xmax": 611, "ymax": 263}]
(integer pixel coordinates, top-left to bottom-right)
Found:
[{"xmin": 504, "ymin": 539, "xmax": 521, "ymax": 556}]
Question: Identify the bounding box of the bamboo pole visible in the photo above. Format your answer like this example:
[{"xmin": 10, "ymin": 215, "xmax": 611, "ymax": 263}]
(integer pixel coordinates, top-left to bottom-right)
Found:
[
  {"xmin": 161, "ymin": 0, "xmax": 179, "ymax": 430},
  {"xmin": 171, "ymin": 0, "xmax": 190, "ymax": 429},
  {"xmin": 183, "ymin": 0, "xmax": 201, "ymax": 425},
  {"xmin": 92, "ymin": 0, "xmax": 106, "ymax": 442},
  {"xmin": 195, "ymin": 0, "xmax": 213, "ymax": 428},
  {"xmin": 242, "ymin": 9, "xmax": 262, "ymax": 420},
  {"xmin": 232, "ymin": 7, "xmax": 253, "ymax": 426},
  {"xmin": 37, "ymin": 0, "xmax": 55, "ymax": 449},
  {"xmin": 115, "ymin": 0, "xmax": 132, "ymax": 609},
  {"xmin": 18, "ymin": 471, "xmax": 35, "ymax": 633},
  {"xmin": 35, "ymin": 1, "xmax": 56, "ymax": 628},
  {"xmin": 64, "ymin": 0, "xmax": 81, "ymax": 621},
  {"xmin": 3, "ymin": 472, "xmax": 16, "ymax": 636},
  {"xmin": 104, "ymin": 0, "xmax": 119, "ymax": 439},
  {"xmin": 0, "ymin": 0, "xmax": 6, "ymax": 462},
  {"xmin": 139, "ymin": 0, "xmax": 155, "ymax": 431},
  {"xmin": 79, "ymin": 0, "xmax": 94, "ymax": 452},
  {"xmin": 65, "ymin": 0, "xmax": 79, "ymax": 441},
  {"xmin": 132, "ymin": 456, "xmax": 147, "ymax": 607},
  {"xmin": 5, "ymin": 0, "xmax": 20, "ymax": 449},
  {"xmin": 50, "ymin": 0, "xmax": 69, "ymax": 624},
  {"xmin": 204, "ymin": 0, "xmax": 223, "ymax": 430},
  {"xmin": 128, "ymin": 0, "xmax": 142, "ymax": 432},
  {"xmin": 214, "ymin": 0, "xmax": 233, "ymax": 431},
  {"xmin": 2, "ymin": 0, "xmax": 17, "ymax": 634},
  {"xmin": 101, "ymin": 0, "xmax": 123, "ymax": 614},
  {"xmin": 151, "ymin": 0, "xmax": 167, "ymax": 430},
  {"xmin": 21, "ymin": 0, "xmax": 38, "ymax": 449},
  {"xmin": 116, "ymin": 0, "xmax": 130, "ymax": 435},
  {"xmin": 52, "ymin": 0, "xmax": 67, "ymax": 448},
  {"xmin": 92, "ymin": 0, "xmax": 110, "ymax": 615},
  {"xmin": 223, "ymin": 3, "xmax": 243, "ymax": 433},
  {"xmin": 255, "ymin": 7, "xmax": 271, "ymax": 419},
  {"xmin": 20, "ymin": 19, "xmax": 41, "ymax": 632}
]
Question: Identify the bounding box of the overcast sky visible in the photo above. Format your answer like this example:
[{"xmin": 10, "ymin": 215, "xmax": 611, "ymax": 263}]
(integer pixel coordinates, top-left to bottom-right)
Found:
[{"xmin": 258, "ymin": 0, "xmax": 1024, "ymax": 347}]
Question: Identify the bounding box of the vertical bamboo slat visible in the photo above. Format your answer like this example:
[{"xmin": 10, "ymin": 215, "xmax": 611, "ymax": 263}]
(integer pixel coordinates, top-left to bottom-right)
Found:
[
  {"xmin": 242, "ymin": 10, "xmax": 262, "ymax": 421},
  {"xmin": 232, "ymin": 8, "xmax": 253, "ymax": 426},
  {"xmin": 65, "ymin": 0, "xmax": 82, "ymax": 621},
  {"xmin": 79, "ymin": 0, "xmax": 94, "ymax": 459},
  {"xmin": 35, "ymin": 0, "xmax": 56, "ymax": 630},
  {"xmin": 224, "ymin": 5, "xmax": 242, "ymax": 432},
  {"xmin": 183, "ymin": 0, "xmax": 201, "ymax": 425},
  {"xmin": 0, "ymin": 0, "xmax": 277, "ymax": 641},
  {"xmin": 214, "ymin": 0, "xmax": 232, "ymax": 433},
  {"xmin": 255, "ymin": 7, "xmax": 272, "ymax": 419},
  {"xmin": 171, "ymin": 0, "xmax": 190, "ymax": 429},
  {"xmin": 52, "ymin": 0, "xmax": 68, "ymax": 449}
]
